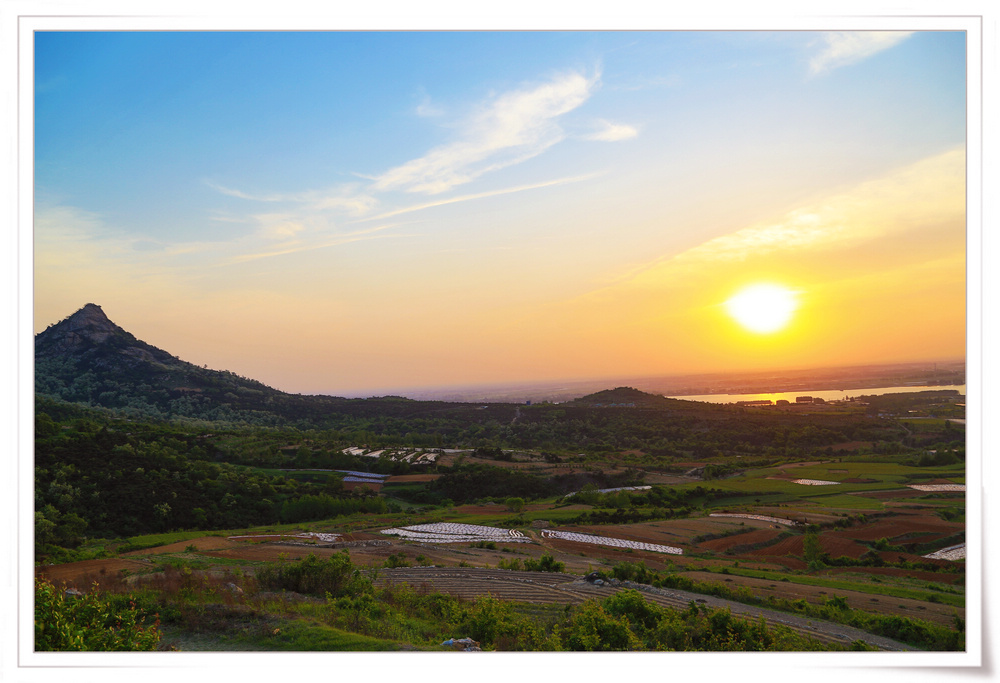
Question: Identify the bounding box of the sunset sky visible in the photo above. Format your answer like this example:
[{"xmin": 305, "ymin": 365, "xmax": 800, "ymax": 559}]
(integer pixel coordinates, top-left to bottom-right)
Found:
[{"xmin": 32, "ymin": 28, "xmax": 969, "ymax": 396}]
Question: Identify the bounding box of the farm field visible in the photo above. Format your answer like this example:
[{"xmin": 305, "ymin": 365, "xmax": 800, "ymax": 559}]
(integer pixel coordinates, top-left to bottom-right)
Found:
[
  {"xmin": 34, "ymin": 386, "xmax": 967, "ymax": 652},
  {"xmin": 40, "ymin": 464, "xmax": 965, "ymax": 627}
]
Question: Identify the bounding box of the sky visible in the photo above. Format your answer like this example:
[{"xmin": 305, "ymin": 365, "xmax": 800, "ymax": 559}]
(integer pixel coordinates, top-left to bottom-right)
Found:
[{"xmin": 32, "ymin": 29, "xmax": 969, "ymax": 397}]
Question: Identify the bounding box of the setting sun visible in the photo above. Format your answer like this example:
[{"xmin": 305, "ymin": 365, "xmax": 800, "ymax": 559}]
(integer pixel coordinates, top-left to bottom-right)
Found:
[{"xmin": 724, "ymin": 283, "xmax": 799, "ymax": 334}]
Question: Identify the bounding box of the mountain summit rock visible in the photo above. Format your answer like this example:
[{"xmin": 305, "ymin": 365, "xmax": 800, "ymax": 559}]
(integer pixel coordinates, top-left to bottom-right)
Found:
[
  {"xmin": 50, "ymin": 303, "xmax": 116, "ymax": 343},
  {"xmin": 34, "ymin": 304, "xmax": 287, "ymax": 419},
  {"xmin": 35, "ymin": 303, "xmax": 176, "ymax": 366}
]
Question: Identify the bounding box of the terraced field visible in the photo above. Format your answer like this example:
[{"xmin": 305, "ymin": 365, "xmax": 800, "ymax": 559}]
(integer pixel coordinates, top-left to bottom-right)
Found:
[{"xmin": 373, "ymin": 567, "xmax": 917, "ymax": 651}]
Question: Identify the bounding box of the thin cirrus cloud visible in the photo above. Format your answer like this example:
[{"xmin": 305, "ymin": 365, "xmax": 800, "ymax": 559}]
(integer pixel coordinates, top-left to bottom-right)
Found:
[
  {"xmin": 363, "ymin": 172, "xmax": 601, "ymax": 222},
  {"xmin": 205, "ymin": 180, "xmax": 377, "ymax": 217},
  {"xmin": 205, "ymin": 67, "xmax": 631, "ymax": 263},
  {"xmin": 809, "ymin": 31, "xmax": 914, "ymax": 76},
  {"xmin": 227, "ymin": 223, "xmax": 402, "ymax": 264},
  {"xmin": 602, "ymin": 146, "xmax": 964, "ymax": 292},
  {"xmin": 371, "ymin": 70, "xmax": 601, "ymax": 195},
  {"xmin": 415, "ymin": 94, "xmax": 445, "ymax": 118},
  {"xmin": 582, "ymin": 119, "xmax": 639, "ymax": 142}
]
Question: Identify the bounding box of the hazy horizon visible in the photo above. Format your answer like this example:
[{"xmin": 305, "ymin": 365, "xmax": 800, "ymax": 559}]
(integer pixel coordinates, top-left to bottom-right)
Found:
[{"xmin": 33, "ymin": 28, "xmax": 967, "ymax": 396}]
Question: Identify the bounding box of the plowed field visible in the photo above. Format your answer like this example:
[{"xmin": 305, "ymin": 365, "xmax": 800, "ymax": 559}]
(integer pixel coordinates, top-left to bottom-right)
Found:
[
  {"xmin": 699, "ymin": 528, "xmax": 787, "ymax": 552},
  {"xmin": 744, "ymin": 534, "xmax": 869, "ymax": 559},
  {"xmin": 825, "ymin": 513, "xmax": 961, "ymax": 544},
  {"xmin": 36, "ymin": 558, "xmax": 154, "ymax": 589},
  {"xmin": 680, "ymin": 571, "xmax": 961, "ymax": 628}
]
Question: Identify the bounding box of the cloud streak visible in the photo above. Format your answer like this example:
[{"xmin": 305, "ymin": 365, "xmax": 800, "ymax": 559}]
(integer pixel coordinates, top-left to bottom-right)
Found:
[
  {"xmin": 598, "ymin": 146, "xmax": 965, "ymax": 292},
  {"xmin": 363, "ymin": 172, "xmax": 601, "ymax": 222},
  {"xmin": 226, "ymin": 224, "xmax": 401, "ymax": 264},
  {"xmin": 199, "ymin": 67, "xmax": 633, "ymax": 266},
  {"xmin": 582, "ymin": 119, "xmax": 638, "ymax": 142},
  {"xmin": 372, "ymin": 70, "xmax": 599, "ymax": 195},
  {"xmin": 206, "ymin": 180, "xmax": 377, "ymax": 217},
  {"xmin": 809, "ymin": 31, "xmax": 914, "ymax": 76}
]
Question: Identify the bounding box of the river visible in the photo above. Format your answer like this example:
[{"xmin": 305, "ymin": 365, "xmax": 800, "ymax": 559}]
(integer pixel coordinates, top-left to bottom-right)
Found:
[{"xmin": 667, "ymin": 384, "xmax": 966, "ymax": 405}]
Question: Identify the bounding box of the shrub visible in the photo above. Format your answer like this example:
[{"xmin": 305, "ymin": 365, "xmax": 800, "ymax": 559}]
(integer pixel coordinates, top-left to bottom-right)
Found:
[
  {"xmin": 255, "ymin": 552, "xmax": 369, "ymax": 597},
  {"xmin": 560, "ymin": 600, "xmax": 642, "ymax": 651},
  {"xmin": 452, "ymin": 594, "xmax": 553, "ymax": 650},
  {"xmin": 384, "ymin": 553, "xmax": 411, "ymax": 569},
  {"xmin": 35, "ymin": 578, "xmax": 161, "ymax": 651},
  {"xmin": 523, "ymin": 554, "xmax": 565, "ymax": 573},
  {"xmin": 611, "ymin": 560, "xmax": 655, "ymax": 584}
]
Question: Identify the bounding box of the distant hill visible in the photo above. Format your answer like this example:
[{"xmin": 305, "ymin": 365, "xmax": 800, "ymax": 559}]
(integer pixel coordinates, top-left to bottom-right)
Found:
[{"xmin": 567, "ymin": 386, "xmax": 680, "ymax": 409}]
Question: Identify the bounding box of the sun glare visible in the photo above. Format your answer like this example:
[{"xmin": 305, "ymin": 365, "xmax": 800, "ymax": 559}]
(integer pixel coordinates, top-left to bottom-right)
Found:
[{"xmin": 724, "ymin": 283, "xmax": 799, "ymax": 334}]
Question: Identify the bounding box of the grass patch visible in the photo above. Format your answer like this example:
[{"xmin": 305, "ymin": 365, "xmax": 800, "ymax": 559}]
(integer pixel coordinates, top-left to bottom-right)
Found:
[
  {"xmin": 706, "ymin": 567, "xmax": 964, "ymax": 607},
  {"xmin": 704, "ymin": 493, "xmax": 797, "ymax": 507},
  {"xmin": 160, "ymin": 612, "xmax": 405, "ymax": 651},
  {"xmin": 118, "ymin": 530, "xmax": 218, "ymax": 553},
  {"xmin": 799, "ymin": 494, "xmax": 884, "ymax": 510},
  {"xmin": 227, "ymin": 617, "xmax": 406, "ymax": 651}
]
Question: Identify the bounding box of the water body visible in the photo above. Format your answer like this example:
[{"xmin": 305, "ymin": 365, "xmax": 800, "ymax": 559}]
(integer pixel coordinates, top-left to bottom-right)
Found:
[{"xmin": 668, "ymin": 385, "xmax": 966, "ymax": 405}]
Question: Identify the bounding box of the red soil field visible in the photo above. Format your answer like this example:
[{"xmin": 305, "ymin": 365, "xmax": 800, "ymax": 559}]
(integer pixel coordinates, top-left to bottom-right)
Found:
[
  {"xmin": 745, "ymin": 534, "xmax": 868, "ymax": 560},
  {"xmin": 36, "ymin": 558, "xmax": 154, "ymax": 588},
  {"xmin": 341, "ymin": 481, "xmax": 382, "ymax": 493},
  {"xmin": 385, "ymin": 474, "xmax": 440, "ymax": 483},
  {"xmin": 826, "ymin": 513, "xmax": 961, "ymax": 543},
  {"xmin": 698, "ymin": 528, "xmax": 787, "ymax": 552}
]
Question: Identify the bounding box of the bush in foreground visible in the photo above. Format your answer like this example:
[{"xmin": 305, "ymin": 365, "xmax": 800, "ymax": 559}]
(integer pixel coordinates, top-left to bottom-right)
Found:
[{"xmin": 35, "ymin": 577, "xmax": 161, "ymax": 651}]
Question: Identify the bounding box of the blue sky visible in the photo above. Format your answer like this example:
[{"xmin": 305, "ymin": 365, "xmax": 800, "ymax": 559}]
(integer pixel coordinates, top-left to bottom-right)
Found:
[{"xmin": 33, "ymin": 29, "xmax": 968, "ymax": 395}]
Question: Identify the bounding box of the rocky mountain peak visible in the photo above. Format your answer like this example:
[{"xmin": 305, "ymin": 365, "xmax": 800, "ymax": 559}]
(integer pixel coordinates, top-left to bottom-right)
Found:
[
  {"xmin": 60, "ymin": 303, "xmax": 117, "ymax": 343},
  {"xmin": 35, "ymin": 303, "xmax": 176, "ymax": 369},
  {"xmin": 35, "ymin": 303, "xmax": 284, "ymax": 417}
]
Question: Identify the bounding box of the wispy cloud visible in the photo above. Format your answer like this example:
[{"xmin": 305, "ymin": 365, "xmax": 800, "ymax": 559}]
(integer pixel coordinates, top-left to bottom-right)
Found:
[
  {"xmin": 200, "ymin": 68, "xmax": 608, "ymax": 263},
  {"xmin": 582, "ymin": 119, "xmax": 638, "ymax": 142},
  {"xmin": 620, "ymin": 146, "xmax": 965, "ymax": 288},
  {"xmin": 372, "ymin": 70, "xmax": 599, "ymax": 195},
  {"xmin": 227, "ymin": 224, "xmax": 401, "ymax": 264},
  {"xmin": 204, "ymin": 180, "xmax": 288, "ymax": 202},
  {"xmin": 415, "ymin": 92, "xmax": 445, "ymax": 118},
  {"xmin": 809, "ymin": 31, "xmax": 914, "ymax": 76},
  {"xmin": 249, "ymin": 212, "xmax": 306, "ymax": 241},
  {"xmin": 364, "ymin": 172, "xmax": 601, "ymax": 222},
  {"xmin": 205, "ymin": 180, "xmax": 376, "ymax": 217}
]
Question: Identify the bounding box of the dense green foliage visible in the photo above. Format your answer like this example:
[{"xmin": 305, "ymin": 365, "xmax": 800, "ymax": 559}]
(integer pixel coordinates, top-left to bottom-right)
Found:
[
  {"xmin": 498, "ymin": 553, "xmax": 566, "ymax": 573},
  {"xmin": 35, "ymin": 578, "xmax": 162, "ymax": 651},
  {"xmin": 180, "ymin": 555, "xmax": 857, "ymax": 652},
  {"xmin": 256, "ymin": 552, "xmax": 372, "ymax": 597},
  {"xmin": 622, "ymin": 565, "xmax": 966, "ymax": 651},
  {"xmin": 33, "ymin": 407, "xmax": 391, "ymax": 557}
]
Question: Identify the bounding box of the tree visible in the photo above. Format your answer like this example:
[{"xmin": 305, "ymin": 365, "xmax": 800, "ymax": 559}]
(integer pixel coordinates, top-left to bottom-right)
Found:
[
  {"xmin": 803, "ymin": 527, "xmax": 823, "ymax": 567},
  {"xmin": 505, "ymin": 497, "xmax": 525, "ymax": 513}
]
